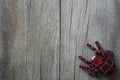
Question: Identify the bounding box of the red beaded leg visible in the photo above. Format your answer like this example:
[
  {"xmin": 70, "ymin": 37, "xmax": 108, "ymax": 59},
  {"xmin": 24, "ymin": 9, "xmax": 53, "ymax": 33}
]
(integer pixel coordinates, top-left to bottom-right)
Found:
[
  {"xmin": 89, "ymin": 71, "xmax": 99, "ymax": 77},
  {"xmin": 95, "ymin": 41, "xmax": 102, "ymax": 50},
  {"xmin": 87, "ymin": 43, "xmax": 97, "ymax": 52},
  {"xmin": 89, "ymin": 71, "xmax": 94, "ymax": 76},
  {"xmin": 95, "ymin": 72, "xmax": 99, "ymax": 77},
  {"xmin": 105, "ymin": 50, "xmax": 113, "ymax": 56},
  {"xmin": 93, "ymin": 69, "xmax": 99, "ymax": 77},
  {"xmin": 79, "ymin": 56, "xmax": 92, "ymax": 64},
  {"xmin": 88, "ymin": 66, "xmax": 99, "ymax": 77},
  {"xmin": 79, "ymin": 65, "xmax": 90, "ymax": 71},
  {"xmin": 88, "ymin": 67, "xmax": 95, "ymax": 76}
]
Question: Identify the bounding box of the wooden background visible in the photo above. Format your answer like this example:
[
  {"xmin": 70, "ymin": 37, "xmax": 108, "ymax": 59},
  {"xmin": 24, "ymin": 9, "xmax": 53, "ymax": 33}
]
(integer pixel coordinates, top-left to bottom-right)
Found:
[{"xmin": 0, "ymin": 0, "xmax": 119, "ymax": 80}]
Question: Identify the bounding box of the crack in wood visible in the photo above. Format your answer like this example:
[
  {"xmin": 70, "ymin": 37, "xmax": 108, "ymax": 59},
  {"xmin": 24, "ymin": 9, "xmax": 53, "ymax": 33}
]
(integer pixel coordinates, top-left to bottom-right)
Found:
[
  {"xmin": 83, "ymin": 0, "xmax": 88, "ymax": 24},
  {"xmin": 81, "ymin": 14, "xmax": 90, "ymax": 56},
  {"xmin": 59, "ymin": 0, "xmax": 61, "ymax": 80}
]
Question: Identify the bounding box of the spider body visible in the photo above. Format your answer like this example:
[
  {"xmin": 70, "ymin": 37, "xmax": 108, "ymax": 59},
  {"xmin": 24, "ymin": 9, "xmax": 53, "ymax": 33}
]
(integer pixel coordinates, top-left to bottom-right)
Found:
[{"xmin": 79, "ymin": 41, "xmax": 117, "ymax": 77}]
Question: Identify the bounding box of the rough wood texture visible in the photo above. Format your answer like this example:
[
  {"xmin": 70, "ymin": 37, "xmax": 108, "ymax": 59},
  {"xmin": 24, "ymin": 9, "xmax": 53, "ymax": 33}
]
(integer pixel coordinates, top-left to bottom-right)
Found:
[{"xmin": 0, "ymin": 0, "xmax": 119, "ymax": 80}]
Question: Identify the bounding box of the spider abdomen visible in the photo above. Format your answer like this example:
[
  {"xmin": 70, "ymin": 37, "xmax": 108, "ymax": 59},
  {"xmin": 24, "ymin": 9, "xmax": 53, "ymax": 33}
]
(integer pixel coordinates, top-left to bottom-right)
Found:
[{"xmin": 98, "ymin": 59, "xmax": 116, "ymax": 76}]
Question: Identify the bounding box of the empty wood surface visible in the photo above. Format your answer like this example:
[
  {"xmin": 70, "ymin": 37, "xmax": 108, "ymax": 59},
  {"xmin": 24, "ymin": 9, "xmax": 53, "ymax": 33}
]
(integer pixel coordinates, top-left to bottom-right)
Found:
[{"xmin": 0, "ymin": 0, "xmax": 119, "ymax": 80}]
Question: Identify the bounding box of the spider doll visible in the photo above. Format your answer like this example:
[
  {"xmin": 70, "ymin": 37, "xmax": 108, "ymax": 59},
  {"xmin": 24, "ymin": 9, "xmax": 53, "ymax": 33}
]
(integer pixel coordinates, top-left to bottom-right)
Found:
[{"xmin": 79, "ymin": 41, "xmax": 117, "ymax": 77}]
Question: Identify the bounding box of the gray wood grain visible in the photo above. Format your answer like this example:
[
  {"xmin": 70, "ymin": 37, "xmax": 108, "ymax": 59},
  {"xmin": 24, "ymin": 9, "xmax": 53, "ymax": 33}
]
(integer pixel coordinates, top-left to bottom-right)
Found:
[
  {"xmin": 61, "ymin": 0, "xmax": 120, "ymax": 80},
  {"xmin": 0, "ymin": 0, "xmax": 120, "ymax": 80},
  {"xmin": 0, "ymin": 0, "xmax": 27, "ymax": 80},
  {"xmin": 0, "ymin": 0, "xmax": 60, "ymax": 80},
  {"xmin": 60, "ymin": 0, "xmax": 75, "ymax": 80},
  {"xmin": 25, "ymin": 0, "xmax": 60, "ymax": 80}
]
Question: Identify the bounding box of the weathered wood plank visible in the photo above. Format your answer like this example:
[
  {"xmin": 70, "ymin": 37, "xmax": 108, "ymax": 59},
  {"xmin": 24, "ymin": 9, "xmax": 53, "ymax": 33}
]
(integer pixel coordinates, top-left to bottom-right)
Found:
[
  {"xmin": 25, "ymin": 0, "xmax": 43, "ymax": 80},
  {"xmin": 61, "ymin": 0, "xmax": 120, "ymax": 80},
  {"xmin": 60, "ymin": 0, "xmax": 92, "ymax": 80},
  {"xmin": 0, "ymin": 0, "xmax": 120, "ymax": 80},
  {"xmin": 60, "ymin": 0, "xmax": 75, "ymax": 80},
  {"xmin": 75, "ymin": 0, "xmax": 120, "ymax": 80},
  {"xmin": 24, "ymin": 0, "xmax": 60, "ymax": 80},
  {"xmin": 0, "ymin": 0, "xmax": 60, "ymax": 80},
  {"xmin": 0, "ymin": 0, "xmax": 27, "ymax": 80}
]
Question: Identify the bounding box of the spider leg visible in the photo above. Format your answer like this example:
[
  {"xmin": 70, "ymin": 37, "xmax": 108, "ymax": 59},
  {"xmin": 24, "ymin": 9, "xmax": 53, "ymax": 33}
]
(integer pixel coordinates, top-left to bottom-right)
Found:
[
  {"xmin": 88, "ymin": 67, "xmax": 95, "ymax": 76},
  {"xmin": 88, "ymin": 71, "xmax": 94, "ymax": 76},
  {"xmin": 94, "ymin": 71, "xmax": 99, "ymax": 77},
  {"xmin": 87, "ymin": 43, "xmax": 104, "ymax": 57},
  {"xmin": 95, "ymin": 41, "xmax": 102, "ymax": 51},
  {"xmin": 104, "ymin": 50, "xmax": 113, "ymax": 57},
  {"xmin": 79, "ymin": 56, "xmax": 92, "ymax": 64},
  {"xmin": 89, "ymin": 67, "xmax": 99, "ymax": 77},
  {"xmin": 87, "ymin": 43, "xmax": 98, "ymax": 53},
  {"xmin": 95, "ymin": 41, "xmax": 113, "ymax": 58},
  {"xmin": 79, "ymin": 65, "xmax": 90, "ymax": 71}
]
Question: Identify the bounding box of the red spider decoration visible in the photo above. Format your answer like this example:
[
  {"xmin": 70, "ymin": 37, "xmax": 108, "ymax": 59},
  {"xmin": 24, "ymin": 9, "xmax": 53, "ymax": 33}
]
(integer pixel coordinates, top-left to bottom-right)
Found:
[{"xmin": 79, "ymin": 41, "xmax": 117, "ymax": 77}]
